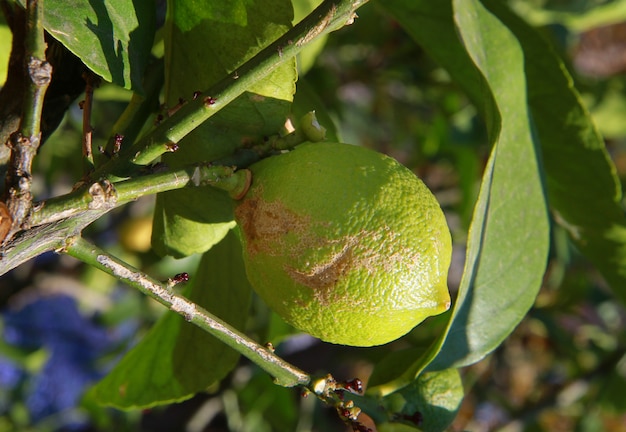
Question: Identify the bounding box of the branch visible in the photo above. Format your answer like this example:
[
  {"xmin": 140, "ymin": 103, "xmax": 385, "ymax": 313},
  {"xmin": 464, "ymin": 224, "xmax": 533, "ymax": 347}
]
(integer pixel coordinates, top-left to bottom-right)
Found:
[
  {"xmin": 90, "ymin": 0, "xmax": 368, "ymax": 180},
  {"xmin": 3, "ymin": 0, "xmax": 52, "ymax": 240},
  {"xmin": 29, "ymin": 164, "xmax": 252, "ymax": 227},
  {"xmin": 63, "ymin": 236, "xmax": 311, "ymax": 388}
]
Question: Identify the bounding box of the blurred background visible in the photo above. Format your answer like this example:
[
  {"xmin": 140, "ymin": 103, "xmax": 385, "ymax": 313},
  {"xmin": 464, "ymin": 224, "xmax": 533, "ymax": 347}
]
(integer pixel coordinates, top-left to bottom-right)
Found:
[{"xmin": 1, "ymin": 0, "xmax": 626, "ymax": 430}]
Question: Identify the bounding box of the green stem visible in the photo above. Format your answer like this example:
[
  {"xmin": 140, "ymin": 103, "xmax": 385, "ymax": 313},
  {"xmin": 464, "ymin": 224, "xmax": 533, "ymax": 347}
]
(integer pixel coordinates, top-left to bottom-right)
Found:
[
  {"xmin": 91, "ymin": 0, "xmax": 368, "ymax": 180},
  {"xmin": 20, "ymin": 0, "xmax": 49, "ymax": 136},
  {"xmin": 64, "ymin": 237, "xmax": 311, "ymax": 388},
  {"xmin": 29, "ymin": 164, "xmax": 251, "ymax": 227}
]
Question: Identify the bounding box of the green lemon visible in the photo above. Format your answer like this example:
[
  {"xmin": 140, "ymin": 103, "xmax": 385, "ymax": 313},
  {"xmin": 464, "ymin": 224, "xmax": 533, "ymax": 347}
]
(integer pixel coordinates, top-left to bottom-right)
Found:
[{"xmin": 235, "ymin": 142, "xmax": 452, "ymax": 346}]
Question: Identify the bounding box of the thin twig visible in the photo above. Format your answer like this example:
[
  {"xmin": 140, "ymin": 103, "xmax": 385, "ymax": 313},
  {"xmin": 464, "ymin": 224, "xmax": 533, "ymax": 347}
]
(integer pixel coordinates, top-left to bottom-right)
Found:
[
  {"xmin": 64, "ymin": 236, "xmax": 311, "ymax": 387},
  {"xmin": 80, "ymin": 72, "xmax": 100, "ymax": 172}
]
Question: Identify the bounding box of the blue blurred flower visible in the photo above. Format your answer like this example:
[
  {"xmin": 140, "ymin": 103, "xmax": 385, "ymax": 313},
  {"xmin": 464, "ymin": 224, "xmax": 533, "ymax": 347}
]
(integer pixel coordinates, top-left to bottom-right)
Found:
[{"xmin": 1, "ymin": 294, "xmax": 120, "ymax": 428}]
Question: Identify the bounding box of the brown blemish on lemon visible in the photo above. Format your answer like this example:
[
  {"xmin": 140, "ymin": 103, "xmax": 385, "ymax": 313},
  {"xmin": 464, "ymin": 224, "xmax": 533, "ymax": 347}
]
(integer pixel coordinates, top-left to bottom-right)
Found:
[
  {"xmin": 237, "ymin": 195, "xmax": 424, "ymax": 292},
  {"xmin": 235, "ymin": 196, "xmax": 311, "ymax": 255},
  {"xmin": 284, "ymin": 239, "xmax": 356, "ymax": 307},
  {"xmin": 286, "ymin": 241, "xmax": 355, "ymax": 289},
  {"xmin": 283, "ymin": 229, "xmax": 423, "ymax": 307}
]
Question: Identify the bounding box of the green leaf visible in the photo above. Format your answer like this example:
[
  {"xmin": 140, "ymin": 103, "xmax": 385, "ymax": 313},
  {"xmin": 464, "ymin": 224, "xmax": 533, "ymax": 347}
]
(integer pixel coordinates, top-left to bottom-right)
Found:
[
  {"xmin": 378, "ymin": 369, "xmax": 464, "ymax": 432},
  {"xmin": 33, "ymin": 0, "xmax": 155, "ymax": 91},
  {"xmin": 481, "ymin": 0, "xmax": 626, "ymax": 308},
  {"xmin": 428, "ymin": 0, "xmax": 549, "ymax": 369},
  {"xmin": 369, "ymin": 0, "xmax": 549, "ymax": 394},
  {"xmin": 89, "ymin": 230, "xmax": 252, "ymax": 408},
  {"xmin": 152, "ymin": 0, "xmax": 296, "ymax": 257},
  {"xmin": 151, "ymin": 188, "xmax": 237, "ymax": 258}
]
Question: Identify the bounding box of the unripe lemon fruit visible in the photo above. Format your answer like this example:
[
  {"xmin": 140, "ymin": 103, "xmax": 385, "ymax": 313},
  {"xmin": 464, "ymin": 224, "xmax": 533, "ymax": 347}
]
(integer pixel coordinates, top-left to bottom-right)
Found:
[{"xmin": 235, "ymin": 142, "xmax": 452, "ymax": 346}]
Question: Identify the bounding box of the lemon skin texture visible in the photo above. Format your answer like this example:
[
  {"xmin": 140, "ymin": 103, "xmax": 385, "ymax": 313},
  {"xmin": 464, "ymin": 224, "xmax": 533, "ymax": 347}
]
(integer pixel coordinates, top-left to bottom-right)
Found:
[{"xmin": 235, "ymin": 142, "xmax": 452, "ymax": 347}]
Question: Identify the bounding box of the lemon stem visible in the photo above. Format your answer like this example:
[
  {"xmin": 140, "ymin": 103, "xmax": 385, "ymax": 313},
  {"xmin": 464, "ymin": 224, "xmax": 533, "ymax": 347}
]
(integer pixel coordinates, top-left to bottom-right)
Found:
[{"xmin": 63, "ymin": 236, "xmax": 311, "ymax": 388}]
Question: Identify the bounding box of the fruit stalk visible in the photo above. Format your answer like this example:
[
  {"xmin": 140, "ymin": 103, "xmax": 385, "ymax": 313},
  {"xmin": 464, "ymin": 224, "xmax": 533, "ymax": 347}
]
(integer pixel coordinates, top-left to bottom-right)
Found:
[{"xmin": 64, "ymin": 236, "xmax": 311, "ymax": 388}]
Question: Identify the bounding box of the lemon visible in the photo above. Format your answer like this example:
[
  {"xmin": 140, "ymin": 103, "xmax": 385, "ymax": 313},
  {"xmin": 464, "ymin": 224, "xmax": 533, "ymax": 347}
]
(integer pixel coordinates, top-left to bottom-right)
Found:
[{"xmin": 235, "ymin": 142, "xmax": 451, "ymax": 346}]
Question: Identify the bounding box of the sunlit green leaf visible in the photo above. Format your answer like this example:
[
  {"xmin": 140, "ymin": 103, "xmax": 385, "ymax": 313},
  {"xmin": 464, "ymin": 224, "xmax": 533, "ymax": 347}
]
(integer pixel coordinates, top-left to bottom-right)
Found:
[
  {"xmin": 152, "ymin": 0, "xmax": 296, "ymax": 257},
  {"xmin": 428, "ymin": 0, "xmax": 550, "ymax": 369},
  {"xmin": 482, "ymin": 0, "xmax": 626, "ymax": 308},
  {"xmin": 89, "ymin": 230, "xmax": 252, "ymax": 408},
  {"xmin": 28, "ymin": 0, "xmax": 155, "ymax": 91},
  {"xmin": 369, "ymin": 0, "xmax": 549, "ymax": 395}
]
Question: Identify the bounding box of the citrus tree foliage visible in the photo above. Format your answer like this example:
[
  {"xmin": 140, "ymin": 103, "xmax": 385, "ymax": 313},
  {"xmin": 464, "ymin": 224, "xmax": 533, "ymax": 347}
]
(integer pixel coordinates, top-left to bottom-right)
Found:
[{"xmin": 0, "ymin": 0, "xmax": 625, "ymax": 431}]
